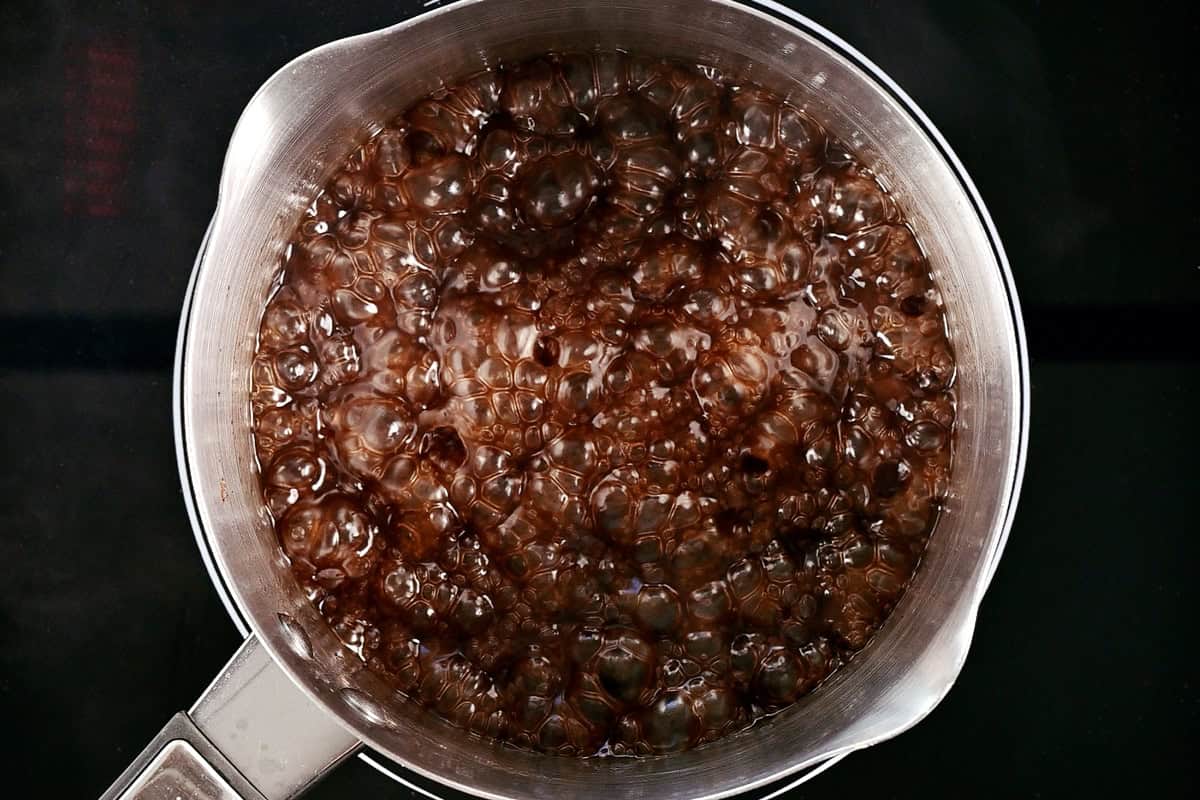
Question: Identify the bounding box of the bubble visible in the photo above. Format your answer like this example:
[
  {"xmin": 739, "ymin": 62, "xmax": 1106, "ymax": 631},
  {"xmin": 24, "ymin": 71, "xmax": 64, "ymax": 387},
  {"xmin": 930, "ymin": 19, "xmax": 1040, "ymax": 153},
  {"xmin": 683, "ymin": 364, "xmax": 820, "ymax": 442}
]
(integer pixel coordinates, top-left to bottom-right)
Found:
[
  {"xmin": 688, "ymin": 580, "xmax": 732, "ymax": 623},
  {"xmin": 558, "ymin": 53, "xmax": 601, "ymax": 113},
  {"xmin": 483, "ymin": 258, "xmax": 520, "ymax": 290},
  {"xmin": 502, "ymin": 58, "xmax": 576, "ymax": 135},
  {"xmin": 597, "ymin": 95, "xmax": 666, "ymax": 142},
  {"xmin": 872, "ymin": 304, "xmax": 955, "ymax": 390},
  {"xmin": 403, "ymin": 155, "xmax": 474, "ymax": 213},
  {"xmin": 905, "ymin": 420, "xmax": 947, "ymax": 453},
  {"xmin": 755, "ymin": 648, "xmax": 802, "ymax": 705},
  {"xmin": 336, "ymin": 211, "xmax": 375, "ymax": 249},
  {"xmin": 634, "ymin": 320, "xmax": 709, "ymax": 380},
  {"xmin": 274, "ymin": 348, "xmax": 318, "ymax": 390},
  {"xmin": 726, "ymin": 556, "xmax": 764, "ymax": 598},
  {"xmin": 611, "ymin": 144, "xmax": 680, "ymax": 217},
  {"xmin": 327, "ymin": 395, "xmax": 415, "ymax": 479},
  {"xmin": 730, "ymin": 88, "xmax": 779, "ymax": 148},
  {"xmin": 311, "ymin": 326, "xmax": 361, "ymax": 389},
  {"xmin": 395, "ymin": 270, "xmax": 439, "ymax": 309},
  {"xmin": 330, "ymin": 288, "xmax": 380, "ymax": 325},
  {"xmin": 407, "ymin": 96, "xmax": 477, "ymax": 154},
  {"xmin": 453, "ymin": 589, "xmax": 497, "ymax": 634},
  {"xmin": 635, "ymin": 584, "xmax": 682, "ymax": 633},
  {"xmin": 786, "ymin": 337, "xmax": 839, "ymax": 394},
  {"xmin": 777, "ymin": 105, "xmax": 824, "ymax": 162},
  {"xmin": 593, "ymin": 628, "xmax": 655, "ymax": 705},
  {"xmin": 872, "ymin": 460, "xmax": 911, "ymax": 499},
  {"xmin": 813, "ymin": 167, "xmax": 891, "ymax": 235},
  {"xmin": 261, "ymin": 294, "xmax": 308, "ymax": 348},
  {"xmin": 262, "ymin": 445, "xmax": 323, "ymax": 516},
  {"xmin": 816, "ymin": 307, "xmax": 854, "ymax": 351},
  {"xmin": 556, "ymin": 370, "xmax": 602, "ymax": 417},
  {"xmin": 480, "ymin": 128, "xmax": 519, "ymax": 172},
  {"xmin": 372, "ymin": 129, "xmax": 412, "ymax": 177},
  {"xmin": 377, "ymin": 559, "xmax": 422, "ymax": 610},
  {"xmin": 692, "ymin": 339, "xmax": 770, "ymax": 431},
  {"xmin": 279, "ymin": 494, "xmax": 380, "ymax": 585},
  {"xmin": 681, "ymin": 130, "xmax": 722, "ymax": 172},
  {"xmin": 518, "ymin": 152, "xmax": 599, "ymax": 228},
  {"xmin": 422, "ymin": 426, "xmax": 467, "ymax": 473},
  {"xmin": 630, "ymin": 237, "xmax": 705, "ymax": 300},
  {"xmin": 643, "ymin": 690, "xmax": 699, "ymax": 752},
  {"xmin": 592, "ymin": 476, "xmax": 635, "ymax": 543}
]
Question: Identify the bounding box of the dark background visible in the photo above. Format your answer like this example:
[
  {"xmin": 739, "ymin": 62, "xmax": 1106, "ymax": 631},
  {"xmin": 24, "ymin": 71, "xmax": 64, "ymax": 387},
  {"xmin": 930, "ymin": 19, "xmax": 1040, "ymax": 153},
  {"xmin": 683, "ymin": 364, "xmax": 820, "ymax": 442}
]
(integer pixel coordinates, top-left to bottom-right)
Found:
[{"xmin": 1, "ymin": 0, "xmax": 1196, "ymax": 796}]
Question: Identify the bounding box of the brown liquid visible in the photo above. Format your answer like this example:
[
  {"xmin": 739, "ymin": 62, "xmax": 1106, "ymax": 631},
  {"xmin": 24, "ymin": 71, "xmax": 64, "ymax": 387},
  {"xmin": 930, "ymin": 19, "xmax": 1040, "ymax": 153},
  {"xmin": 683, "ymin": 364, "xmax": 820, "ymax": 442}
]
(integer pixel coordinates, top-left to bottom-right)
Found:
[{"xmin": 251, "ymin": 51, "xmax": 956, "ymax": 756}]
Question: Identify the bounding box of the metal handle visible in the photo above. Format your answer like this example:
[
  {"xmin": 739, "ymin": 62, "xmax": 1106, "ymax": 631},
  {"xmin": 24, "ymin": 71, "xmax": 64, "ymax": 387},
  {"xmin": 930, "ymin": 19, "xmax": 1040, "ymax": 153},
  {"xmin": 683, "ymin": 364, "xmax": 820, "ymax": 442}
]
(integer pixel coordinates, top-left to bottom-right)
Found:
[
  {"xmin": 102, "ymin": 712, "xmax": 264, "ymax": 800},
  {"xmin": 102, "ymin": 636, "xmax": 360, "ymax": 800}
]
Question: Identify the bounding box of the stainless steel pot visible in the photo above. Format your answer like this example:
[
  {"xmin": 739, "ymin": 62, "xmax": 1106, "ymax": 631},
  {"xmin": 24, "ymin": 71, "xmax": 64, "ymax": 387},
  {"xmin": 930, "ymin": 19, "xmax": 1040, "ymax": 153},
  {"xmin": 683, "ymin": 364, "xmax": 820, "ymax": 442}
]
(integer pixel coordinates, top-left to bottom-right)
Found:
[{"xmin": 102, "ymin": 1, "xmax": 1029, "ymax": 798}]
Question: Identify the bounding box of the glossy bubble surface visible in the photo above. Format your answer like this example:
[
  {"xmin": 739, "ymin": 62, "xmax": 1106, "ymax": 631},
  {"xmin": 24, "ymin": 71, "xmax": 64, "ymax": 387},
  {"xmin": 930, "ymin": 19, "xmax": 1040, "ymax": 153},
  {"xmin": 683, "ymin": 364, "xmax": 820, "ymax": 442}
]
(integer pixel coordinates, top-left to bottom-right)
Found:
[{"xmin": 251, "ymin": 51, "xmax": 956, "ymax": 757}]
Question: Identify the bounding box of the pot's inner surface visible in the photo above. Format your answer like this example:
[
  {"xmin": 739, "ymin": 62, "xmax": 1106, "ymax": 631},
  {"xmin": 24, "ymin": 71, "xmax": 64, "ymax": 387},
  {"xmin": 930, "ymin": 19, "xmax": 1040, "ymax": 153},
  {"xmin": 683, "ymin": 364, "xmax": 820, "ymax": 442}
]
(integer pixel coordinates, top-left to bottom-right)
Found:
[
  {"xmin": 182, "ymin": 2, "xmax": 1021, "ymax": 798},
  {"xmin": 250, "ymin": 50, "xmax": 957, "ymax": 759}
]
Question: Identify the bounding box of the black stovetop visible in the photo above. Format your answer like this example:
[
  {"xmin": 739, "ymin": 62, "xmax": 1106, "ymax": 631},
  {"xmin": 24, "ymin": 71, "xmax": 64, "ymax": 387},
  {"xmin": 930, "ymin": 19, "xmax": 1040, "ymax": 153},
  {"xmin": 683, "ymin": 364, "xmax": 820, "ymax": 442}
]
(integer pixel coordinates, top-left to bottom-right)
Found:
[{"xmin": 1, "ymin": 1, "xmax": 1196, "ymax": 797}]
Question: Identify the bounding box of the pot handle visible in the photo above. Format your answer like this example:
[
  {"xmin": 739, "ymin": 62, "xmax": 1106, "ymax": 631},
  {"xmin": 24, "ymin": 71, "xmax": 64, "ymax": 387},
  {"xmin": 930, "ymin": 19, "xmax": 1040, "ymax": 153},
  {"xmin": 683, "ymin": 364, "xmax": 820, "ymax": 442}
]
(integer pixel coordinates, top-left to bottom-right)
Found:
[{"xmin": 100, "ymin": 636, "xmax": 360, "ymax": 800}]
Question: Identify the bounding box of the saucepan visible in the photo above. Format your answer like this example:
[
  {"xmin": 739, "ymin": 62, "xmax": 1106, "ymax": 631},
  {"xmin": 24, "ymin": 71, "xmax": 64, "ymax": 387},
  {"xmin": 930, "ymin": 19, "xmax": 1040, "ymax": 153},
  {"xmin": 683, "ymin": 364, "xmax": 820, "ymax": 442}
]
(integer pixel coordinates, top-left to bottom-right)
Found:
[{"xmin": 102, "ymin": 1, "xmax": 1029, "ymax": 797}]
